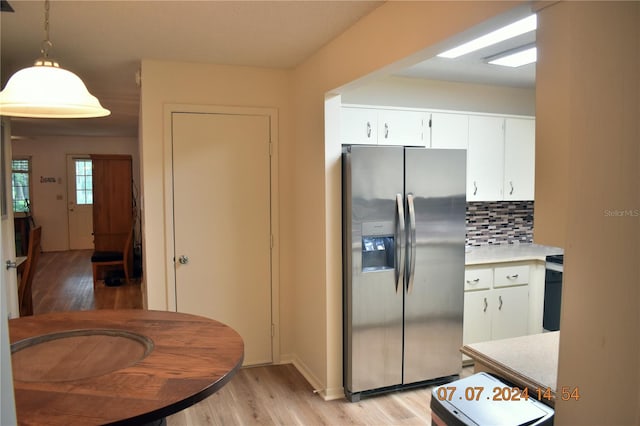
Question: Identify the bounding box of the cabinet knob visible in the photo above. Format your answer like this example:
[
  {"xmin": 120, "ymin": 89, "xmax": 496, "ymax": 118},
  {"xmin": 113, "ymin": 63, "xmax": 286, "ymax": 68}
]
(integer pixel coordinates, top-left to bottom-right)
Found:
[
  {"xmin": 506, "ymin": 274, "xmax": 519, "ymax": 279},
  {"xmin": 509, "ymin": 181, "xmax": 514, "ymax": 195},
  {"xmin": 473, "ymin": 181, "xmax": 478, "ymax": 196},
  {"xmin": 178, "ymin": 255, "xmax": 189, "ymax": 265},
  {"xmin": 384, "ymin": 123, "xmax": 389, "ymax": 139},
  {"xmin": 466, "ymin": 278, "xmax": 480, "ymax": 284},
  {"xmin": 483, "ymin": 297, "xmax": 488, "ymax": 312},
  {"xmin": 366, "ymin": 121, "xmax": 371, "ymax": 138},
  {"xmin": 498, "ymin": 295, "xmax": 503, "ymax": 310}
]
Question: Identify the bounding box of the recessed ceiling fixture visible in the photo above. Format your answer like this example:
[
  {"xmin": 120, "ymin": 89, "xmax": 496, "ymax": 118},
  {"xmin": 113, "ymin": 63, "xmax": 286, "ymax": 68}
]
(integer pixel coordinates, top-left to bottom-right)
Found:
[
  {"xmin": 0, "ymin": 0, "xmax": 110, "ymax": 118},
  {"xmin": 437, "ymin": 14, "xmax": 537, "ymax": 59},
  {"xmin": 488, "ymin": 46, "xmax": 537, "ymax": 68}
]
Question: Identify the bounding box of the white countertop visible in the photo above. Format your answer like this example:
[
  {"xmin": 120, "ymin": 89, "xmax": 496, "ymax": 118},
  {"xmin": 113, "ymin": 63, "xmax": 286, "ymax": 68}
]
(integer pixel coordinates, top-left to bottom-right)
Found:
[
  {"xmin": 465, "ymin": 243, "xmax": 563, "ymax": 266},
  {"xmin": 461, "ymin": 332, "xmax": 560, "ymax": 405}
]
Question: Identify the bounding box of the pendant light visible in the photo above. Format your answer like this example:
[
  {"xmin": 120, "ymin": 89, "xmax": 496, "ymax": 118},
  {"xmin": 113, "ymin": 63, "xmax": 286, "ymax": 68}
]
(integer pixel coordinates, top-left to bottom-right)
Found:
[{"xmin": 0, "ymin": 0, "xmax": 110, "ymax": 118}]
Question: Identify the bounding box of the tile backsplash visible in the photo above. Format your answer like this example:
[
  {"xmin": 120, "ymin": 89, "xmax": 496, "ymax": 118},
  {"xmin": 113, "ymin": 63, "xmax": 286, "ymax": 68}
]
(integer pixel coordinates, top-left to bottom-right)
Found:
[{"xmin": 466, "ymin": 201, "xmax": 534, "ymax": 246}]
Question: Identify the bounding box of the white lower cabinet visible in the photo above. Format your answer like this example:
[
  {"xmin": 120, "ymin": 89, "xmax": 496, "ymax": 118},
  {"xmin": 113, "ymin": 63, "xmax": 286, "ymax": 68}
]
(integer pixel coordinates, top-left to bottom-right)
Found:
[
  {"xmin": 490, "ymin": 286, "xmax": 529, "ymax": 340},
  {"xmin": 463, "ymin": 291, "xmax": 492, "ymax": 345},
  {"xmin": 463, "ymin": 264, "xmax": 530, "ymax": 346}
]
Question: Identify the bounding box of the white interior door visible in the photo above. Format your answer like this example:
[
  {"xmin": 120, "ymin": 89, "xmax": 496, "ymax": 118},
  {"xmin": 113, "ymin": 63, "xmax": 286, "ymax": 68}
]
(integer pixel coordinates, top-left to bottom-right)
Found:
[
  {"xmin": 66, "ymin": 156, "xmax": 94, "ymax": 250},
  {"xmin": 172, "ymin": 111, "xmax": 273, "ymax": 366}
]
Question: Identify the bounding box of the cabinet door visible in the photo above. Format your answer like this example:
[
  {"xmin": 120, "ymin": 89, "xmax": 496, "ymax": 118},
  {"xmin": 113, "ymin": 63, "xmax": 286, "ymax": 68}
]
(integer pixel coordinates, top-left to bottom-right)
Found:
[
  {"xmin": 467, "ymin": 116, "xmax": 504, "ymax": 201},
  {"xmin": 463, "ymin": 291, "xmax": 492, "ymax": 345},
  {"xmin": 464, "ymin": 266, "xmax": 492, "ymax": 291},
  {"xmin": 340, "ymin": 107, "xmax": 377, "ymax": 145},
  {"xmin": 491, "ymin": 286, "xmax": 529, "ymax": 340},
  {"xmin": 91, "ymin": 155, "xmax": 133, "ymax": 252},
  {"xmin": 493, "ymin": 263, "xmax": 530, "ymax": 288},
  {"xmin": 504, "ymin": 118, "xmax": 535, "ymax": 200},
  {"xmin": 377, "ymin": 109, "xmax": 426, "ymax": 146},
  {"xmin": 430, "ymin": 112, "xmax": 469, "ymax": 149}
]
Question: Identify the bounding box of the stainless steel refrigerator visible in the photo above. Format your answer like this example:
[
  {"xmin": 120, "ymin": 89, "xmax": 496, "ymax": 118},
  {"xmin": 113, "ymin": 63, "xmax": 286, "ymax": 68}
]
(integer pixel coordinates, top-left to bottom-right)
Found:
[{"xmin": 342, "ymin": 145, "xmax": 466, "ymax": 401}]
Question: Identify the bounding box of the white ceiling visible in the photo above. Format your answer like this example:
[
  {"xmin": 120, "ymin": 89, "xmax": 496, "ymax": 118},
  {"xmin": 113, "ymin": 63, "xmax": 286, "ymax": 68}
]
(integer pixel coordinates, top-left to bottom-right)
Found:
[
  {"xmin": 1, "ymin": 0, "xmax": 383, "ymax": 138},
  {"xmin": 395, "ymin": 30, "xmax": 536, "ymax": 89},
  {"xmin": 1, "ymin": 1, "xmax": 535, "ymax": 140}
]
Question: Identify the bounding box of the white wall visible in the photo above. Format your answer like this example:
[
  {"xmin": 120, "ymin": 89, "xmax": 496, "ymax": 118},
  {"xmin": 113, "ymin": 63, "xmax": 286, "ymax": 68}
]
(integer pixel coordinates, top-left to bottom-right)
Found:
[
  {"xmin": 136, "ymin": 3, "xmax": 640, "ymax": 421},
  {"xmin": 138, "ymin": 60, "xmax": 295, "ymax": 358},
  {"xmin": 11, "ymin": 136, "xmax": 139, "ymax": 252},
  {"xmin": 341, "ymin": 75, "xmax": 535, "ymax": 116},
  {"xmin": 137, "ymin": 3, "xmax": 519, "ymax": 398},
  {"xmin": 292, "ymin": 0, "xmax": 520, "ymax": 397},
  {"xmin": 0, "ymin": 118, "xmax": 17, "ymax": 425},
  {"xmin": 535, "ymin": 2, "xmax": 639, "ymax": 423}
]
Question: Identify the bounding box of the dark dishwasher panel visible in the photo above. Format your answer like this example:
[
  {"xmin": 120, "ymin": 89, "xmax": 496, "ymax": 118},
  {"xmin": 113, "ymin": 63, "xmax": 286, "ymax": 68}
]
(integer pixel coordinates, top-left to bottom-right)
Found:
[{"xmin": 543, "ymin": 255, "xmax": 563, "ymax": 331}]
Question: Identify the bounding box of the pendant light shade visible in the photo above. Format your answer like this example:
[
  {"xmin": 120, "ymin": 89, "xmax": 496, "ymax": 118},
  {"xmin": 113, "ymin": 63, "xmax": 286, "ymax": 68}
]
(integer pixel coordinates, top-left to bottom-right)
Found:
[
  {"xmin": 0, "ymin": 0, "xmax": 110, "ymax": 119},
  {"xmin": 0, "ymin": 60, "xmax": 110, "ymax": 118}
]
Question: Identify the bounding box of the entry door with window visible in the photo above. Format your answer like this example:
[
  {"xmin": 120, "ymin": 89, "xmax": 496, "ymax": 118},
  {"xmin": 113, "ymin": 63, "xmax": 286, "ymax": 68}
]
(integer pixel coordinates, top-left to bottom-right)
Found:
[
  {"xmin": 171, "ymin": 110, "xmax": 274, "ymax": 366},
  {"xmin": 67, "ymin": 156, "xmax": 94, "ymax": 250}
]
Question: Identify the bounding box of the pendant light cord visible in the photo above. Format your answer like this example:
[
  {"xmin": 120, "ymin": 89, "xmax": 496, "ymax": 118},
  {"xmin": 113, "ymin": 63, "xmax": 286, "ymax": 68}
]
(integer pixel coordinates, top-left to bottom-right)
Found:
[{"xmin": 40, "ymin": 0, "xmax": 52, "ymax": 59}]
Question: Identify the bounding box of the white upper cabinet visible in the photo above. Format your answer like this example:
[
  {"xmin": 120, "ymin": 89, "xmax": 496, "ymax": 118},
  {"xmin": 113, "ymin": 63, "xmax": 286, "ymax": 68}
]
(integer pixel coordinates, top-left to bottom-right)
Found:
[
  {"xmin": 430, "ymin": 112, "xmax": 469, "ymax": 149},
  {"xmin": 467, "ymin": 115, "xmax": 505, "ymax": 201},
  {"xmin": 340, "ymin": 107, "xmax": 378, "ymax": 145},
  {"xmin": 503, "ymin": 118, "xmax": 535, "ymax": 201},
  {"xmin": 341, "ymin": 105, "xmax": 535, "ymax": 201},
  {"xmin": 340, "ymin": 106, "xmax": 427, "ymax": 147},
  {"xmin": 377, "ymin": 109, "xmax": 426, "ymax": 147}
]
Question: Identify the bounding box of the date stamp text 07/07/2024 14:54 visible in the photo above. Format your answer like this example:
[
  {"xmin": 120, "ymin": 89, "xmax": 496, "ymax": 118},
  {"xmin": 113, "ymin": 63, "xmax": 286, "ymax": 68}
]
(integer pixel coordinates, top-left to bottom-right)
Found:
[{"xmin": 435, "ymin": 385, "xmax": 580, "ymax": 403}]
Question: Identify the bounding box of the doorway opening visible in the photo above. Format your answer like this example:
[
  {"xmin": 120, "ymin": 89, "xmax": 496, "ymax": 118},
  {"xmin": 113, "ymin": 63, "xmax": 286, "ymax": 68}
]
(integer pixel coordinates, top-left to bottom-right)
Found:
[{"xmin": 67, "ymin": 155, "xmax": 94, "ymax": 250}]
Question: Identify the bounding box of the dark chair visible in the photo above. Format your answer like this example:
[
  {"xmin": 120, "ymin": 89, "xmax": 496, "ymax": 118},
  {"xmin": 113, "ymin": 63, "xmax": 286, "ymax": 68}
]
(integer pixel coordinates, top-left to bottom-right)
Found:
[
  {"xmin": 17, "ymin": 226, "xmax": 42, "ymax": 317},
  {"xmin": 91, "ymin": 226, "xmax": 133, "ymax": 288}
]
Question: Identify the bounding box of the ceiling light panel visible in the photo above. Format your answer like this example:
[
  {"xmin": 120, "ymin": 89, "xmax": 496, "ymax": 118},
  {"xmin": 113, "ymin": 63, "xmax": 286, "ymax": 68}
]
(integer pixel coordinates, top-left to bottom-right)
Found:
[
  {"xmin": 489, "ymin": 47, "xmax": 537, "ymax": 67},
  {"xmin": 437, "ymin": 14, "xmax": 537, "ymax": 59}
]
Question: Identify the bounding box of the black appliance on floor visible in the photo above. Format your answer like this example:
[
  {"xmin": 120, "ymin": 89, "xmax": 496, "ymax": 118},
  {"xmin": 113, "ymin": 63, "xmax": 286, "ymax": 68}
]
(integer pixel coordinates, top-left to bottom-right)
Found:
[{"xmin": 543, "ymin": 254, "xmax": 563, "ymax": 331}]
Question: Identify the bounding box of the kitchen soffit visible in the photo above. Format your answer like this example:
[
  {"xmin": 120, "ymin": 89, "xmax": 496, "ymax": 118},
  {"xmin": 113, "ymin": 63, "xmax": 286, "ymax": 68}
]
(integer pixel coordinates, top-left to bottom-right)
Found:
[{"xmin": 393, "ymin": 8, "xmax": 536, "ymax": 89}]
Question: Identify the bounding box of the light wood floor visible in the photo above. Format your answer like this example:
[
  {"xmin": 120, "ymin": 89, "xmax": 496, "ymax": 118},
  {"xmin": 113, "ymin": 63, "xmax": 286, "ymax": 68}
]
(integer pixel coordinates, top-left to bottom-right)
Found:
[
  {"xmin": 167, "ymin": 364, "xmax": 472, "ymax": 426},
  {"xmin": 32, "ymin": 249, "xmax": 143, "ymax": 314},
  {"xmin": 33, "ymin": 249, "xmax": 473, "ymax": 425}
]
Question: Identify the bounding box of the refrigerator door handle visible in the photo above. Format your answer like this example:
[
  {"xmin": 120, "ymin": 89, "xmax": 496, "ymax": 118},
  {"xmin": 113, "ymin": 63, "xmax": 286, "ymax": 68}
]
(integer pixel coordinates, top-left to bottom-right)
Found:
[
  {"xmin": 395, "ymin": 193, "xmax": 406, "ymax": 294},
  {"xmin": 406, "ymin": 193, "xmax": 417, "ymax": 294}
]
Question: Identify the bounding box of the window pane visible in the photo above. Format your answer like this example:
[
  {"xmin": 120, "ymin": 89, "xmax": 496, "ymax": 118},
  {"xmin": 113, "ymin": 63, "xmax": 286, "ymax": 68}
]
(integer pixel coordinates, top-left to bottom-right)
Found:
[
  {"xmin": 75, "ymin": 159, "xmax": 93, "ymax": 205},
  {"xmin": 11, "ymin": 159, "xmax": 30, "ymax": 213}
]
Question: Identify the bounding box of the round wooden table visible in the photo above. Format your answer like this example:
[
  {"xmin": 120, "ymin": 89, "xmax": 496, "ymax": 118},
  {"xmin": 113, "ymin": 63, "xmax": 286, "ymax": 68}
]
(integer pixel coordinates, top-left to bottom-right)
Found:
[{"xmin": 9, "ymin": 309, "xmax": 244, "ymax": 425}]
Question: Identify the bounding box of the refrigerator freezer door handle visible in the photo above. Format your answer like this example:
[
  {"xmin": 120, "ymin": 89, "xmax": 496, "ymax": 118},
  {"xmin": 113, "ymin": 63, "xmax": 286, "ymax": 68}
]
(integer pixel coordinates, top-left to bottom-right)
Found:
[
  {"xmin": 406, "ymin": 193, "xmax": 417, "ymax": 294},
  {"xmin": 395, "ymin": 193, "xmax": 406, "ymax": 294}
]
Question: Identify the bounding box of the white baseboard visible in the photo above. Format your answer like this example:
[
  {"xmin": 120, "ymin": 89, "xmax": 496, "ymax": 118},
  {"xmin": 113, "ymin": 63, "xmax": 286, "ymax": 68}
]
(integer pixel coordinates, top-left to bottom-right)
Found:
[{"xmin": 278, "ymin": 354, "xmax": 345, "ymax": 401}]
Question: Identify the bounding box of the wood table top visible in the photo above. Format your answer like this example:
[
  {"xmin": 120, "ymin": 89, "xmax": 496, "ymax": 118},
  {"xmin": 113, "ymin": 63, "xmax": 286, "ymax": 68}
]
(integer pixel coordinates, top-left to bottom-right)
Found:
[{"xmin": 9, "ymin": 309, "xmax": 244, "ymax": 425}]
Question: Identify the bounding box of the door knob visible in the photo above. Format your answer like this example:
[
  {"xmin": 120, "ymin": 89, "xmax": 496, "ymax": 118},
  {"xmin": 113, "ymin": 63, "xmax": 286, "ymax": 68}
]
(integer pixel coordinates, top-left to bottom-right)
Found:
[{"xmin": 178, "ymin": 255, "xmax": 189, "ymax": 265}]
